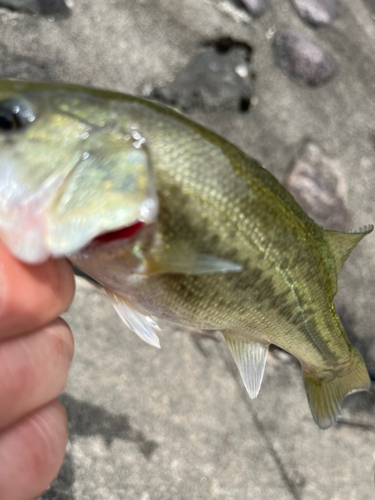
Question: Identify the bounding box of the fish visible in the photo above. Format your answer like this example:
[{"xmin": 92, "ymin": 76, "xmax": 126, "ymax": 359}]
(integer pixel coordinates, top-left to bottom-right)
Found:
[{"xmin": 0, "ymin": 79, "xmax": 371, "ymax": 429}]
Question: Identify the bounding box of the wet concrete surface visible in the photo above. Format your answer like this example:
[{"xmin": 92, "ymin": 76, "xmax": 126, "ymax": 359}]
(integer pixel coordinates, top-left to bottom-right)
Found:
[{"xmin": 0, "ymin": 0, "xmax": 373, "ymax": 498}]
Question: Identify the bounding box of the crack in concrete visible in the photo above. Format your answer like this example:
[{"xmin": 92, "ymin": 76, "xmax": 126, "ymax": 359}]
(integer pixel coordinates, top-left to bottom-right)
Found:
[{"xmin": 222, "ymin": 349, "xmax": 304, "ymax": 500}]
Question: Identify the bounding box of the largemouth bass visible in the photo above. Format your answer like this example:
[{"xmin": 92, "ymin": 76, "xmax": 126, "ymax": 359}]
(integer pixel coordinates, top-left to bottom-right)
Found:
[{"xmin": 0, "ymin": 80, "xmax": 371, "ymax": 429}]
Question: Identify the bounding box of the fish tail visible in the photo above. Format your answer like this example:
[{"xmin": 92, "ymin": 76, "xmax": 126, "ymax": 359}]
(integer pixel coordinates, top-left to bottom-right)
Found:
[{"xmin": 302, "ymin": 347, "xmax": 370, "ymax": 429}]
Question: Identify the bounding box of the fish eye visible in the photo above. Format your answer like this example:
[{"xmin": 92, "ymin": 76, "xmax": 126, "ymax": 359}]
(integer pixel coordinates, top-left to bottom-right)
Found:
[{"xmin": 0, "ymin": 98, "xmax": 35, "ymax": 132}]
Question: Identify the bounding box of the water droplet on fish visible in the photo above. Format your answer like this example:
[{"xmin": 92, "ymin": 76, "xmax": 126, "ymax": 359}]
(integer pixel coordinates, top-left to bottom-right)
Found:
[
  {"xmin": 132, "ymin": 130, "xmax": 146, "ymax": 149},
  {"xmin": 81, "ymin": 151, "xmax": 90, "ymax": 160},
  {"xmin": 80, "ymin": 131, "xmax": 90, "ymax": 140},
  {"xmin": 23, "ymin": 109, "xmax": 34, "ymax": 121},
  {"xmin": 133, "ymin": 139, "xmax": 146, "ymax": 149},
  {"xmin": 139, "ymin": 199, "xmax": 157, "ymax": 221}
]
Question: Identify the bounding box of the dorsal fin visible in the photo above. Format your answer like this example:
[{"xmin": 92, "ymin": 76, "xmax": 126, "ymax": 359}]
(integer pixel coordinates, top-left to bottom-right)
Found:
[{"xmin": 323, "ymin": 224, "xmax": 373, "ymax": 274}]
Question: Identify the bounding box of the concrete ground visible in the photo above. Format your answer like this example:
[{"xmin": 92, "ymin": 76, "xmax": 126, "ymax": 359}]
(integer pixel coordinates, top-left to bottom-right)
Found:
[{"xmin": 0, "ymin": 0, "xmax": 374, "ymax": 498}]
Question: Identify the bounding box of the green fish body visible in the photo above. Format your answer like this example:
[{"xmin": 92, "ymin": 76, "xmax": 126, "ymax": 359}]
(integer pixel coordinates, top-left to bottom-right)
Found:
[{"xmin": 0, "ymin": 80, "xmax": 371, "ymax": 429}]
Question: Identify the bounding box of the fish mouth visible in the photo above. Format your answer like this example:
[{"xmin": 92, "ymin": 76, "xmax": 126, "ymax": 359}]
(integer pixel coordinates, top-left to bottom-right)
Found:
[
  {"xmin": 91, "ymin": 221, "xmax": 145, "ymax": 245},
  {"xmin": 76, "ymin": 220, "xmax": 146, "ymax": 256},
  {"xmin": 0, "ymin": 184, "xmax": 157, "ymax": 263},
  {"xmin": 0, "ymin": 148, "xmax": 158, "ymax": 263},
  {"xmin": 68, "ymin": 220, "xmax": 148, "ymax": 269}
]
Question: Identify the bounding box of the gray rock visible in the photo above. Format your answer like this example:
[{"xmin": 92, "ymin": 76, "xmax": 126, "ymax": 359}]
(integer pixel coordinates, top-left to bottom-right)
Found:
[
  {"xmin": 290, "ymin": 0, "xmax": 338, "ymax": 26},
  {"xmin": 237, "ymin": 0, "xmax": 267, "ymax": 17},
  {"xmin": 363, "ymin": 0, "xmax": 375, "ymax": 14},
  {"xmin": 0, "ymin": 43, "xmax": 50, "ymax": 80},
  {"xmin": 150, "ymin": 39, "xmax": 254, "ymax": 113},
  {"xmin": 283, "ymin": 141, "xmax": 348, "ymax": 231},
  {"xmin": 0, "ymin": 58, "xmax": 48, "ymax": 80},
  {"xmin": 0, "ymin": 0, "xmax": 71, "ymax": 18},
  {"xmin": 273, "ymin": 28, "xmax": 336, "ymax": 85},
  {"xmin": 0, "ymin": 0, "xmax": 39, "ymax": 13}
]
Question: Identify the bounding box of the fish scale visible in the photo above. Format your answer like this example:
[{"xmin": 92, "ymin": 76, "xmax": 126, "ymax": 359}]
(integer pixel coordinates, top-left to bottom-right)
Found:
[{"xmin": 0, "ymin": 80, "xmax": 371, "ymax": 429}]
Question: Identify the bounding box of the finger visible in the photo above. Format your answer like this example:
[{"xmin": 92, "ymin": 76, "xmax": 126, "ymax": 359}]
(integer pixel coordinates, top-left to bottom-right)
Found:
[
  {"xmin": 0, "ymin": 318, "xmax": 74, "ymax": 430},
  {"xmin": 0, "ymin": 241, "xmax": 75, "ymax": 340},
  {"xmin": 0, "ymin": 400, "xmax": 68, "ymax": 500}
]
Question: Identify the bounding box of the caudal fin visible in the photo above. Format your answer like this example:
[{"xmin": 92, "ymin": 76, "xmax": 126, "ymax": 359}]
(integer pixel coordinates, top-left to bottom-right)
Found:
[{"xmin": 302, "ymin": 347, "xmax": 370, "ymax": 429}]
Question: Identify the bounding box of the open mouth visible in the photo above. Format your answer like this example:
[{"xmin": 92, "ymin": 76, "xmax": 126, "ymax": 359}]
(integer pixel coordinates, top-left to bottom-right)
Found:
[{"xmin": 92, "ymin": 220, "xmax": 144, "ymax": 245}]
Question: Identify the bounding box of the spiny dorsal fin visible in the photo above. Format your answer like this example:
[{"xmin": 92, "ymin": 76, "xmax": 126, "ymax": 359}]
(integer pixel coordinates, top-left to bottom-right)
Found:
[
  {"xmin": 223, "ymin": 333, "xmax": 269, "ymax": 398},
  {"xmin": 323, "ymin": 224, "xmax": 373, "ymax": 274}
]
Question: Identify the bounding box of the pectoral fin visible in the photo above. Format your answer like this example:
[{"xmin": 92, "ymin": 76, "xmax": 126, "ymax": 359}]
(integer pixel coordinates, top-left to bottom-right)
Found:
[
  {"xmin": 224, "ymin": 333, "xmax": 269, "ymax": 398},
  {"xmin": 302, "ymin": 346, "xmax": 370, "ymax": 429},
  {"xmin": 106, "ymin": 290, "xmax": 161, "ymax": 348},
  {"xmin": 146, "ymin": 250, "xmax": 242, "ymax": 276}
]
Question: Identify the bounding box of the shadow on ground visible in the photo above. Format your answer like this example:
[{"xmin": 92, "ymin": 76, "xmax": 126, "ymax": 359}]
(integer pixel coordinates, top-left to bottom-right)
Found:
[{"xmin": 40, "ymin": 393, "xmax": 158, "ymax": 499}]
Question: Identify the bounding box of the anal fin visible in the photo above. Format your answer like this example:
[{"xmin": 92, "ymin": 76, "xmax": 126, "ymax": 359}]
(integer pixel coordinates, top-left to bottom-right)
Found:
[
  {"xmin": 105, "ymin": 289, "xmax": 161, "ymax": 348},
  {"xmin": 224, "ymin": 333, "xmax": 269, "ymax": 398},
  {"xmin": 302, "ymin": 346, "xmax": 370, "ymax": 429}
]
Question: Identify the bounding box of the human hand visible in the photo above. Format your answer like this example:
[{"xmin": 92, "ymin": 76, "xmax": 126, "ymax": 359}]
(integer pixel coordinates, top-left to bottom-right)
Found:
[{"xmin": 0, "ymin": 242, "xmax": 75, "ymax": 500}]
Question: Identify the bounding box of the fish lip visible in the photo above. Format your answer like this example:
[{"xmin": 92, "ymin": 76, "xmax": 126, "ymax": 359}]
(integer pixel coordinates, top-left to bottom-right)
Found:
[
  {"xmin": 0, "ymin": 215, "xmax": 153, "ymax": 264},
  {"xmin": 0, "ymin": 197, "xmax": 158, "ymax": 264},
  {"xmin": 0, "ymin": 196, "xmax": 158, "ymax": 264},
  {"xmin": 45, "ymin": 194, "xmax": 159, "ymax": 258},
  {"xmin": 76, "ymin": 219, "xmax": 147, "ymax": 255}
]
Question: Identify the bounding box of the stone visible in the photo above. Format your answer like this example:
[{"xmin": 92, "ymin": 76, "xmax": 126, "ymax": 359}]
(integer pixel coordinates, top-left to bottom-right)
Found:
[
  {"xmin": 149, "ymin": 39, "xmax": 254, "ymax": 113},
  {"xmin": 273, "ymin": 28, "xmax": 336, "ymax": 85},
  {"xmin": 237, "ymin": 0, "xmax": 267, "ymax": 17},
  {"xmin": 290, "ymin": 0, "xmax": 338, "ymax": 26},
  {"xmin": 0, "ymin": 0, "xmax": 71, "ymax": 18},
  {"xmin": 363, "ymin": 0, "xmax": 375, "ymax": 15},
  {"xmin": 283, "ymin": 140, "xmax": 348, "ymax": 231},
  {"xmin": 0, "ymin": 43, "xmax": 50, "ymax": 80},
  {"xmin": 0, "ymin": 0, "xmax": 39, "ymax": 13}
]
